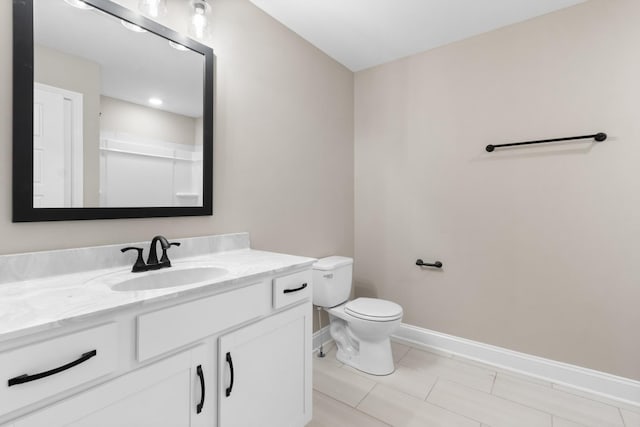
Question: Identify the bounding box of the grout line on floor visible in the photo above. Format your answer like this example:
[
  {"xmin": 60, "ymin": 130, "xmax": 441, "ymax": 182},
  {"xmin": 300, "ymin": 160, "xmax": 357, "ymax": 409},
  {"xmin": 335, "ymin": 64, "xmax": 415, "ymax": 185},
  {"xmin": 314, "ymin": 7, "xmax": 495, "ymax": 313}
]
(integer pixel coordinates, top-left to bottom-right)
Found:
[
  {"xmin": 483, "ymin": 388, "xmax": 571, "ymax": 423},
  {"xmin": 485, "ymin": 384, "xmax": 619, "ymax": 427},
  {"xmin": 353, "ymin": 387, "xmax": 394, "ymax": 427},
  {"xmin": 618, "ymin": 407, "xmax": 626, "ymax": 427},
  {"xmin": 352, "ymin": 384, "xmax": 399, "ymax": 426},
  {"xmin": 495, "ymin": 375, "xmax": 630, "ymax": 421},
  {"xmin": 424, "ymin": 376, "xmax": 439, "ymax": 402},
  {"xmin": 354, "ymin": 381, "xmax": 377, "ymax": 408},
  {"xmin": 551, "ymin": 382, "xmax": 640, "ymax": 413},
  {"xmin": 425, "ymin": 395, "xmax": 489, "ymax": 426},
  {"xmin": 352, "ymin": 409, "xmax": 393, "ymax": 427},
  {"xmin": 313, "ymin": 389, "xmax": 393, "ymax": 427},
  {"xmin": 436, "ymin": 377, "xmax": 561, "ymax": 425},
  {"xmin": 395, "ymin": 348, "xmax": 410, "ymax": 364},
  {"xmin": 471, "ymin": 359, "xmax": 637, "ymax": 413},
  {"xmin": 489, "ymin": 373, "xmax": 497, "ymax": 394}
]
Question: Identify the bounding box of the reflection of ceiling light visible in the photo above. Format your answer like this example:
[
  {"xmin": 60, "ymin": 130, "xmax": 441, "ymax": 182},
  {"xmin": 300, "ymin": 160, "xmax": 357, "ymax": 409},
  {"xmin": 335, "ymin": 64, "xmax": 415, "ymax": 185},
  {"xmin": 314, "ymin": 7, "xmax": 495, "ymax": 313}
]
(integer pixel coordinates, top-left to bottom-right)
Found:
[
  {"xmin": 136, "ymin": 0, "xmax": 212, "ymax": 41},
  {"xmin": 169, "ymin": 41, "xmax": 190, "ymax": 52},
  {"xmin": 138, "ymin": 0, "xmax": 167, "ymax": 19},
  {"xmin": 63, "ymin": 0, "xmax": 94, "ymax": 10},
  {"xmin": 120, "ymin": 20, "xmax": 147, "ymax": 33},
  {"xmin": 189, "ymin": 0, "xmax": 211, "ymax": 40},
  {"xmin": 149, "ymin": 98, "xmax": 163, "ymax": 106}
]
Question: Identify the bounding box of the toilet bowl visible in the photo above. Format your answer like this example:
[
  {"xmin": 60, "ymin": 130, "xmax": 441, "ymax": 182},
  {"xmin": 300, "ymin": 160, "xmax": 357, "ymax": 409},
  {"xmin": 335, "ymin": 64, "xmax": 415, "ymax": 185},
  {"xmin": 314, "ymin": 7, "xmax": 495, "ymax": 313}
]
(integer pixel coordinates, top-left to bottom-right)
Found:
[
  {"xmin": 326, "ymin": 298, "xmax": 402, "ymax": 375},
  {"xmin": 312, "ymin": 256, "xmax": 403, "ymax": 375}
]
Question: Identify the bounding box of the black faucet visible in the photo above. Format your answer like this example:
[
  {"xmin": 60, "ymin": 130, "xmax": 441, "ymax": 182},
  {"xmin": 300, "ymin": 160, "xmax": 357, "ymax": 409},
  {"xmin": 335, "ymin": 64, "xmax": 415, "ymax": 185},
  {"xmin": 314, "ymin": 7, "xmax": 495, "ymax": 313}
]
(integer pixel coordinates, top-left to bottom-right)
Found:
[
  {"xmin": 121, "ymin": 235, "xmax": 181, "ymax": 273},
  {"xmin": 146, "ymin": 235, "xmax": 181, "ymax": 270}
]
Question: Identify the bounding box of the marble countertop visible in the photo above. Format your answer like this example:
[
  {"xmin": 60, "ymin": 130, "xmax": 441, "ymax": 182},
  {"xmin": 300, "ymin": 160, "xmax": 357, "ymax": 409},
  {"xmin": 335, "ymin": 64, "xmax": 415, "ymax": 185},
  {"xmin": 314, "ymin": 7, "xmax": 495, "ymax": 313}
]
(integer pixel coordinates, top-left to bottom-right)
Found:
[{"xmin": 0, "ymin": 247, "xmax": 315, "ymax": 343}]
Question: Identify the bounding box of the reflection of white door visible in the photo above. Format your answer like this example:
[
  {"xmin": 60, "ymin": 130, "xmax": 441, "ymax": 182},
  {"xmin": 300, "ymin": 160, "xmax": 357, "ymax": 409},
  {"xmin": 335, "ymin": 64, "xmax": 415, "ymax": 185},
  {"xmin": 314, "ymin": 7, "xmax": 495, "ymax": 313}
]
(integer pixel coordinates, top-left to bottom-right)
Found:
[{"xmin": 33, "ymin": 83, "xmax": 83, "ymax": 207}]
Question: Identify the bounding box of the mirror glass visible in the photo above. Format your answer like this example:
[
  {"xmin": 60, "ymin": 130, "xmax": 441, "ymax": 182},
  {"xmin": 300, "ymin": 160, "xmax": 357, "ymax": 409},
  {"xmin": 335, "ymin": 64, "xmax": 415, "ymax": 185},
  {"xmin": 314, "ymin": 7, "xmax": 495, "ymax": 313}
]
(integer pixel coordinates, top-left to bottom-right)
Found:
[
  {"xmin": 34, "ymin": 0, "xmax": 203, "ymax": 208},
  {"xmin": 12, "ymin": 0, "xmax": 213, "ymax": 221}
]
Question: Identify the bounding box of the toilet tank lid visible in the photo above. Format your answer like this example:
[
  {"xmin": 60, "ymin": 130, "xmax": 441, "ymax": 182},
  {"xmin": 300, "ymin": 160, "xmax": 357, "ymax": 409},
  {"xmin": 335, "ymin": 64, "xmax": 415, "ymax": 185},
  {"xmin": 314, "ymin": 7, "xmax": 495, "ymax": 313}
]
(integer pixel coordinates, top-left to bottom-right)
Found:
[{"xmin": 313, "ymin": 256, "xmax": 353, "ymax": 271}]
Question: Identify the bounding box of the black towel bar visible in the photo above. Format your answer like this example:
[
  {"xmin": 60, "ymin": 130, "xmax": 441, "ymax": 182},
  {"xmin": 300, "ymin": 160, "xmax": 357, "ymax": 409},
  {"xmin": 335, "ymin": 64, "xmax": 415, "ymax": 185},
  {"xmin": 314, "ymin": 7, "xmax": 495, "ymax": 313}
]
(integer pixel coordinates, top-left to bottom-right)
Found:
[
  {"xmin": 486, "ymin": 132, "xmax": 606, "ymax": 152},
  {"xmin": 416, "ymin": 259, "xmax": 442, "ymax": 268}
]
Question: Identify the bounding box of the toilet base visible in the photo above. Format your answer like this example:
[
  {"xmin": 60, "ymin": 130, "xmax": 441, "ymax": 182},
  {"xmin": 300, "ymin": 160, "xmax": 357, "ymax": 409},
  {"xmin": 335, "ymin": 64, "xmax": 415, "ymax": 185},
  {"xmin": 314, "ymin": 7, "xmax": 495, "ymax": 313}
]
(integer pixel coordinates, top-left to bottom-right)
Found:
[{"xmin": 335, "ymin": 337, "xmax": 395, "ymax": 376}]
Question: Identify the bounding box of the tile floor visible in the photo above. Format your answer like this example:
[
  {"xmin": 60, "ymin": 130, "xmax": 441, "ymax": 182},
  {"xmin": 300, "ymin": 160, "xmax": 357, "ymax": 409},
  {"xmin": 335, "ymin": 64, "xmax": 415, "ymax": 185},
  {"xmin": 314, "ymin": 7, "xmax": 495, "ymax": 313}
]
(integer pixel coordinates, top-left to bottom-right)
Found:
[{"xmin": 307, "ymin": 341, "xmax": 640, "ymax": 427}]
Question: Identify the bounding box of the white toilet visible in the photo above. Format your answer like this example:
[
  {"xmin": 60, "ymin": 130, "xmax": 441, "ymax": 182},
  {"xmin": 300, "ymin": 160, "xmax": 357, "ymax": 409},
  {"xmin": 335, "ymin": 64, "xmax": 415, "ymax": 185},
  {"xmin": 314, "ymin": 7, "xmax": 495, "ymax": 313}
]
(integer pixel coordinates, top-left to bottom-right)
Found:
[{"xmin": 313, "ymin": 256, "xmax": 403, "ymax": 375}]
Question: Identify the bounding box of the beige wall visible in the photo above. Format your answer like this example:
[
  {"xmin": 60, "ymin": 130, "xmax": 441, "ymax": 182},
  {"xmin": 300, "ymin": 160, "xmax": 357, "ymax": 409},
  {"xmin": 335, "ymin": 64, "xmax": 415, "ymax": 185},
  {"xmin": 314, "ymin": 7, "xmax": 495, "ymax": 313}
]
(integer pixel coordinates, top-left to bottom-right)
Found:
[
  {"xmin": 6, "ymin": 0, "xmax": 637, "ymax": 380},
  {"xmin": 100, "ymin": 96, "xmax": 197, "ymax": 146},
  {"xmin": 354, "ymin": 0, "xmax": 640, "ymax": 380},
  {"xmin": 1, "ymin": 0, "xmax": 353, "ymax": 273},
  {"xmin": 34, "ymin": 45, "xmax": 101, "ymax": 206}
]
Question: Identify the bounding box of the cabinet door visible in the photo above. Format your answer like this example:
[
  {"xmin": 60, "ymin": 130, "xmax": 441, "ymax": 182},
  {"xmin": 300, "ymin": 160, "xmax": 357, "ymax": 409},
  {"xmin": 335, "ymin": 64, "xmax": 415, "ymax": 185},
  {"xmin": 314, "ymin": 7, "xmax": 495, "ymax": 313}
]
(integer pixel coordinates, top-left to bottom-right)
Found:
[
  {"xmin": 15, "ymin": 345, "xmax": 212, "ymax": 427},
  {"xmin": 219, "ymin": 302, "xmax": 312, "ymax": 427}
]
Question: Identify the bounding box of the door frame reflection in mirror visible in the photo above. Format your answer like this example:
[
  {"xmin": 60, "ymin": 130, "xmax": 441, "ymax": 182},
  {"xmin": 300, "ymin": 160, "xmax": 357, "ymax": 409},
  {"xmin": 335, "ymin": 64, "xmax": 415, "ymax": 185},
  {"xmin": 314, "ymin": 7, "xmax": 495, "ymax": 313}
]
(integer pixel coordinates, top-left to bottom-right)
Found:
[{"xmin": 12, "ymin": 0, "xmax": 214, "ymax": 222}]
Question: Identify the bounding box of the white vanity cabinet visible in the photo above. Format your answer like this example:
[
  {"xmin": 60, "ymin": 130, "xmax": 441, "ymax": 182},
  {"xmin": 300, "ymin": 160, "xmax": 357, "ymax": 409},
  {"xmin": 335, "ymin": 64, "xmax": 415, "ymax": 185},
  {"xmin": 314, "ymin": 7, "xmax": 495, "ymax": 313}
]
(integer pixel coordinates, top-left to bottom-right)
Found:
[
  {"xmin": 1, "ymin": 267, "xmax": 313, "ymax": 427},
  {"xmin": 13, "ymin": 345, "xmax": 211, "ymax": 427},
  {"xmin": 218, "ymin": 302, "xmax": 312, "ymax": 427}
]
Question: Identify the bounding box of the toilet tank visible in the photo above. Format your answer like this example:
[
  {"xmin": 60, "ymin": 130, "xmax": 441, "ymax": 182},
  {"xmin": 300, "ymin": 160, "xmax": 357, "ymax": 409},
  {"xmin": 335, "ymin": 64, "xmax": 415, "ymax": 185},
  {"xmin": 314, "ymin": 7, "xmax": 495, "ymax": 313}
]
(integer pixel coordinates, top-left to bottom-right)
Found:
[{"xmin": 312, "ymin": 256, "xmax": 354, "ymax": 308}]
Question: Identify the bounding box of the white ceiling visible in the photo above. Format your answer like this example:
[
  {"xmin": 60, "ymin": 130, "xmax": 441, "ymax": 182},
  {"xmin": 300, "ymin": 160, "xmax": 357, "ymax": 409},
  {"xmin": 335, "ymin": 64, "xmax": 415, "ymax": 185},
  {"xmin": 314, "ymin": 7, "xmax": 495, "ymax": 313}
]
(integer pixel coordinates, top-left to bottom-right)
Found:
[{"xmin": 248, "ymin": 0, "xmax": 587, "ymax": 71}]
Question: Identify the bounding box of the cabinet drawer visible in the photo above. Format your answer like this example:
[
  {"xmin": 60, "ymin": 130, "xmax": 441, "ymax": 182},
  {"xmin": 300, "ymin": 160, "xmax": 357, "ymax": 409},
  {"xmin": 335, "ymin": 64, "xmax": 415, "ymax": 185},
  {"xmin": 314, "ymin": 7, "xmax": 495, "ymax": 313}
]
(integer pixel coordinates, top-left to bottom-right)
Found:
[
  {"xmin": 0, "ymin": 323, "xmax": 118, "ymax": 417},
  {"xmin": 272, "ymin": 270, "xmax": 312, "ymax": 309},
  {"xmin": 137, "ymin": 280, "xmax": 271, "ymax": 361}
]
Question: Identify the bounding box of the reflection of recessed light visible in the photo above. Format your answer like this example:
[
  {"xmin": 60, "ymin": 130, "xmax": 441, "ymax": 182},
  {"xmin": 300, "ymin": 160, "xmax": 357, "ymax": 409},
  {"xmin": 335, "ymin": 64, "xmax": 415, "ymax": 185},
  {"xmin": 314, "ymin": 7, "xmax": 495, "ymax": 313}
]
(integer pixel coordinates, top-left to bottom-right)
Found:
[
  {"xmin": 169, "ymin": 41, "xmax": 189, "ymax": 52},
  {"xmin": 120, "ymin": 20, "xmax": 147, "ymax": 33},
  {"xmin": 149, "ymin": 98, "xmax": 163, "ymax": 106},
  {"xmin": 63, "ymin": 0, "xmax": 94, "ymax": 10}
]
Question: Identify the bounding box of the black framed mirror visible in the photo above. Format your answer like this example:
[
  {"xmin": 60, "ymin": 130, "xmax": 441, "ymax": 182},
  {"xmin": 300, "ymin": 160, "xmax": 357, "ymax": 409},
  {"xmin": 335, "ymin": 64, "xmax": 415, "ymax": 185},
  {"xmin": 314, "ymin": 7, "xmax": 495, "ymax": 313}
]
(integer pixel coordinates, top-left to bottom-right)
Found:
[{"xmin": 13, "ymin": 0, "xmax": 214, "ymax": 222}]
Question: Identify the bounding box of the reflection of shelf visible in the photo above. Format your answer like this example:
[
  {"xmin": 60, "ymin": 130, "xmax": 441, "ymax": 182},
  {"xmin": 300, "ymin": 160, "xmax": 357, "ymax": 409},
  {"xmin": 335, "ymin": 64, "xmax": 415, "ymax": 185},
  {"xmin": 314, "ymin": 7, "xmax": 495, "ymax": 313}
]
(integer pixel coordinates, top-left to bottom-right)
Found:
[
  {"xmin": 100, "ymin": 138, "xmax": 203, "ymax": 161},
  {"xmin": 176, "ymin": 193, "xmax": 199, "ymax": 198}
]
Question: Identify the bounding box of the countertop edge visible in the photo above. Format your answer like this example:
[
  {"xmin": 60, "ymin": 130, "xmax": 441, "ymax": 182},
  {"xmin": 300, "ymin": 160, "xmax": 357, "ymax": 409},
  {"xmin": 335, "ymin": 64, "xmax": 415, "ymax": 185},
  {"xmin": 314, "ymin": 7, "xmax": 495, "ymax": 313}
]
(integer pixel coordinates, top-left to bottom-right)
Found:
[{"xmin": 0, "ymin": 251, "xmax": 316, "ymax": 344}]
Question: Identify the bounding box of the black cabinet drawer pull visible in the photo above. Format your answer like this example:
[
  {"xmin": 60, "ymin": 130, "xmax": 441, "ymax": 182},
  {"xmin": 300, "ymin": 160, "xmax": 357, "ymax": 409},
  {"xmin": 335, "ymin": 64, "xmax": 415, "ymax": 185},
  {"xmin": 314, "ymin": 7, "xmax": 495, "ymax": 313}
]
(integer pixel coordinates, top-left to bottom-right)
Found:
[
  {"xmin": 196, "ymin": 365, "xmax": 205, "ymax": 414},
  {"xmin": 225, "ymin": 352, "xmax": 234, "ymax": 397},
  {"xmin": 283, "ymin": 283, "xmax": 308, "ymax": 294},
  {"xmin": 7, "ymin": 350, "xmax": 97, "ymax": 387}
]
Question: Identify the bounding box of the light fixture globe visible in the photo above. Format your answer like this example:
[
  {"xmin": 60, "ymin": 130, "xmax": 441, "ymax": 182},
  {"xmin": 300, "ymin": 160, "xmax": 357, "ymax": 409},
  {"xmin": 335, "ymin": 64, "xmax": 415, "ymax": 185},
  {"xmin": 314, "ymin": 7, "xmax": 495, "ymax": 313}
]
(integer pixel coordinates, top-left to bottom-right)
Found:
[
  {"xmin": 138, "ymin": 0, "xmax": 167, "ymax": 18},
  {"xmin": 189, "ymin": 0, "xmax": 211, "ymax": 40}
]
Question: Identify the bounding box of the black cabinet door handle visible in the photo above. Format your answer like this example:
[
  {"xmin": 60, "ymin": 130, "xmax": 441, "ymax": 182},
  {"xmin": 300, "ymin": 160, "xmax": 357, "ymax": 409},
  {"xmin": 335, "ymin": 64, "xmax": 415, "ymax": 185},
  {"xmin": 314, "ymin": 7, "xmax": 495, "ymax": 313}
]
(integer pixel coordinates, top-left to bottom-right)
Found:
[
  {"xmin": 225, "ymin": 352, "xmax": 234, "ymax": 397},
  {"xmin": 196, "ymin": 365, "xmax": 205, "ymax": 414},
  {"xmin": 7, "ymin": 350, "xmax": 97, "ymax": 387},
  {"xmin": 283, "ymin": 282, "xmax": 308, "ymax": 294}
]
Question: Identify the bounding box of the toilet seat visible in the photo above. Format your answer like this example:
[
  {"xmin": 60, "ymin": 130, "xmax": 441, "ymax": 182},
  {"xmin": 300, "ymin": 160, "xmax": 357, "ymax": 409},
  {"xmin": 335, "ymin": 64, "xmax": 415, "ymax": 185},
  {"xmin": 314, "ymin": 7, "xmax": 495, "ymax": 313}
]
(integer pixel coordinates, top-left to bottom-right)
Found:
[{"xmin": 344, "ymin": 298, "xmax": 403, "ymax": 322}]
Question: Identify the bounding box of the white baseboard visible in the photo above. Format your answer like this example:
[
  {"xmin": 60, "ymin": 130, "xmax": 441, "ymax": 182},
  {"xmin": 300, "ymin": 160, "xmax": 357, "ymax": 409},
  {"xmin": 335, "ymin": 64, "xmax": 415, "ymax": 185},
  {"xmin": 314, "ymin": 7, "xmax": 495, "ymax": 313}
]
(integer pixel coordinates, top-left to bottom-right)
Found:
[{"xmin": 393, "ymin": 323, "xmax": 640, "ymax": 406}]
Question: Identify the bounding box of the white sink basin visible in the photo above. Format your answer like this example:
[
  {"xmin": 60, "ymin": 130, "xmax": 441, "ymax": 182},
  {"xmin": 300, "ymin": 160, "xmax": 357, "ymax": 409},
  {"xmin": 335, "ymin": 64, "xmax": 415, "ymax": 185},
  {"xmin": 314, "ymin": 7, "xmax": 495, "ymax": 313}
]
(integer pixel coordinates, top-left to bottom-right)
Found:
[{"xmin": 104, "ymin": 265, "xmax": 229, "ymax": 292}]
